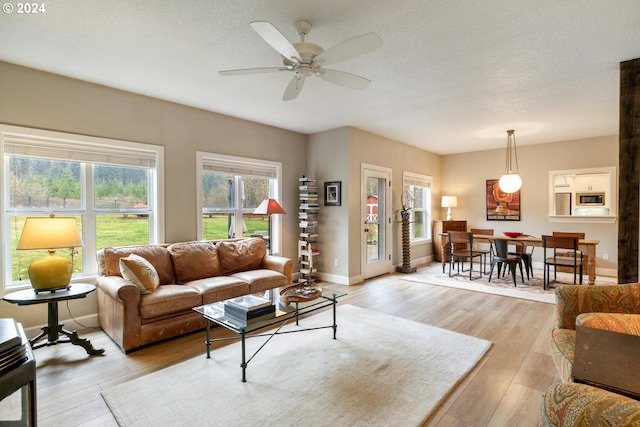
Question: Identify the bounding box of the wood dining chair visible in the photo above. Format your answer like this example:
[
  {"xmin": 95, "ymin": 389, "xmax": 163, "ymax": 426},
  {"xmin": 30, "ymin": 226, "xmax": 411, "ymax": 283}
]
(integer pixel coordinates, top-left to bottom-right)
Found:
[
  {"xmin": 447, "ymin": 231, "xmax": 483, "ymax": 280},
  {"xmin": 470, "ymin": 228, "xmax": 493, "ymax": 274},
  {"xmin": 488, "ymin": 238, "xmax": 525, "ymax": 286},
  {"xmin": 542, "ymin": 235, "xmax": 584, "ymax": 290}
]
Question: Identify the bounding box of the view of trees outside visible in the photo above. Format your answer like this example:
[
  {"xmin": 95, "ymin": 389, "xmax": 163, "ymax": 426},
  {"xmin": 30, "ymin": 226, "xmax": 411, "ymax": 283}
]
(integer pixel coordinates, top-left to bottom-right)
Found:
[
  {"xmin": 201, "ymin": 171, "xmax": 271, "ymax": 240},
  {"xmin": 7, "ymin": 156, "xmax": 151, "ymax": 282},
  {"xmin": 6, "ymin": 157, "xmax": 273, "ymax": 282}
]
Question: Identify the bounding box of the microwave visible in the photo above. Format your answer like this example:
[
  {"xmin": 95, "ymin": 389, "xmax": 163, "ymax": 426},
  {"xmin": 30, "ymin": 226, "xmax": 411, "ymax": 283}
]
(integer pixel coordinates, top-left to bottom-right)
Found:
[{"xmin": 576, "ymin": 192, "xmax": 605, "ymax": 206}]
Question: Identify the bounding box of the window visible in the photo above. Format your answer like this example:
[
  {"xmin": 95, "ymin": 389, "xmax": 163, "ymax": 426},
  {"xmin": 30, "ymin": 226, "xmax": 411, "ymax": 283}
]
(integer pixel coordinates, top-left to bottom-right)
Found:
[
  {"xmin": 196, "ymin": 152, "xmax": 282, "ymax": 252},
  {"xmin": 1, "ymin": 125, "xmax": 164, "ymax": 290},
  {"xmin": 403, "ymin": 172, "xmax": 432, "ymax": 242}
]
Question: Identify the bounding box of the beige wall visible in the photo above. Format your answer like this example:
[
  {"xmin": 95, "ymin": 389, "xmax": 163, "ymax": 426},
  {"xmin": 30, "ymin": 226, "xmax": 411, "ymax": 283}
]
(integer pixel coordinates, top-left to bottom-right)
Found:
[
  {"xmin": 441, "ymin": 135, "xmax": 618, "ymax": 274},
  {"xmin": 0, "ymin": 61, "xmax": 307, "ymax": 330},
  {"xmin": 309, "ymin": 127, "xmax": 442, "ymax": 283}
]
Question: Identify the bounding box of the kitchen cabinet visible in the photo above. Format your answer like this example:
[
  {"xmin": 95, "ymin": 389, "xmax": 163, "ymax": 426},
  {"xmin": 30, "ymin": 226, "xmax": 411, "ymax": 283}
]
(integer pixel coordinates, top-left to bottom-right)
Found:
[{"xmin": 574, "ymin": 173, "xmax": 608, "ymax": 192}]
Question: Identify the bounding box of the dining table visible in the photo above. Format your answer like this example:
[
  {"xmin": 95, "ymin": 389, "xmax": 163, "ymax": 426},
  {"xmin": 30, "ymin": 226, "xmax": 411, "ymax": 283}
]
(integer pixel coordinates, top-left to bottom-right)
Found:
[{"xmin": 438, "ymin": 233, "xmax": 600, "ymax": 285}]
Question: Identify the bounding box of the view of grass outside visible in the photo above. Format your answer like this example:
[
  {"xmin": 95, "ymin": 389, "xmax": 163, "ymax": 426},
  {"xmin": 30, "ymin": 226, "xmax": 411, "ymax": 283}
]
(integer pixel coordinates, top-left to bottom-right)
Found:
[{"xmin": 10, "ymin": 214, "xmax": 269, "ymax": 282}]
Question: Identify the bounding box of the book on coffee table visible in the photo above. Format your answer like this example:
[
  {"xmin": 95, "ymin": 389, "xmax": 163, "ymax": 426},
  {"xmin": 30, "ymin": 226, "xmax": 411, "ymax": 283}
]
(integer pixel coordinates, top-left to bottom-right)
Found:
[
  {"xmin": 225, "ymin": 295, "xmax": 272, "ymax": 312},
  {"xmin": 224, "ymin": 303, "xmax": 275, "ymax": 320}
]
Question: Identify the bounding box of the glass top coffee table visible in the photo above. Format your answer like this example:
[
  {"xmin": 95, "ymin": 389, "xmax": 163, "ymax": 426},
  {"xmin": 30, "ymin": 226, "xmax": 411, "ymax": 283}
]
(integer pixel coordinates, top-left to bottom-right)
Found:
[{"xmin": 193, "ymin": 287, "xmax": 346, "ymax": 382}]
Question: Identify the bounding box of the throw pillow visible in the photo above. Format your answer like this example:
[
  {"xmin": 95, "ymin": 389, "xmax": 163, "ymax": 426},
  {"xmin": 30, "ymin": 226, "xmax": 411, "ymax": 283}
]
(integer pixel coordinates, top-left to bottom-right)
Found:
[
  {"xmin": 119, "ymin": 254, "xmax": 160, "ymax": 294},
  {"xmin": 218, "ymin": 238, "xmax": 266, "ymax": 274}
]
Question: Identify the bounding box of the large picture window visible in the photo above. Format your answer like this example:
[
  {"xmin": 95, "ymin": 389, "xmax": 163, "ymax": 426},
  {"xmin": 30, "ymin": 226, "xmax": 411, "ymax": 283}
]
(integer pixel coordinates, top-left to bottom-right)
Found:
[
  {"xmin": 197, "ymin": 152, "xmax": 282, "ymax": 253},
  {"xmin": 1, "ymin": 125, "xmax": 163, "ymax": 290},
  {"xmin": 403, "ymin": 171, "xmax": 432, "ymax": 242}
]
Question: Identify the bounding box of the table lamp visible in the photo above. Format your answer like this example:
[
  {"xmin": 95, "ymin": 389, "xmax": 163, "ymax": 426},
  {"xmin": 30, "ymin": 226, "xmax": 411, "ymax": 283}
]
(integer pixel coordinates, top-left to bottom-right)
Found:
[
  {"xmin": 441, "ymin": 196, "xmax": 458, "ymax": 221},
  {"xmin": 17, "ymin": 215, "xmax": 84, "ymax": 292},
  {"xmin": 253, "ymin": 199, "xmax": 286, "ymax": 254}
]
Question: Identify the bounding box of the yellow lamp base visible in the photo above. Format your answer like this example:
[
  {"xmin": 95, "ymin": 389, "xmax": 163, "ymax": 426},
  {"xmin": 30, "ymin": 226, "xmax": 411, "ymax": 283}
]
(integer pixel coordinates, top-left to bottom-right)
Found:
[{"xmin": 28, "ymin": 251, "xmax": 73, "ymax": 292}]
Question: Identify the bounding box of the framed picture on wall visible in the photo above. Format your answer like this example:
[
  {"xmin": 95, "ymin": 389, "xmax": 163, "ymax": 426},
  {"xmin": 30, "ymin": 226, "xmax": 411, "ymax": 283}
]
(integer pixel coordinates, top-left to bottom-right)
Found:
[
  {"xmin": 486, "ymin": 179, "xmax": 521, "ymax": 221},
  {"xmin": 324, "ymin": 181, "xmax": 341, "ymax": 206}
]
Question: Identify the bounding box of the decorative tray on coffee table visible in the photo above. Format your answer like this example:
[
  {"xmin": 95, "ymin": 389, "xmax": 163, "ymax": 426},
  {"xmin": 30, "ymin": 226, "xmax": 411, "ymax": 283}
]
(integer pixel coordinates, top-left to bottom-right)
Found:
[{"xmin": 280, "ymin": 283, "xmax": 322, "ymax": 303}]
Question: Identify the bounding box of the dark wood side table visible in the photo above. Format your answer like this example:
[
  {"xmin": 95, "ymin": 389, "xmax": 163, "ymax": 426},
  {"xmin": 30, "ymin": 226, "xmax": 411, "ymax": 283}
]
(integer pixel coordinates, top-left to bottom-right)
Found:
[
  {"xmin": 2, "ymin": 284, "xmax": 104, "ymax": 356},
  {"xmin": 0, "ymin": 321, "xmax": 37, "ymax": 427}
]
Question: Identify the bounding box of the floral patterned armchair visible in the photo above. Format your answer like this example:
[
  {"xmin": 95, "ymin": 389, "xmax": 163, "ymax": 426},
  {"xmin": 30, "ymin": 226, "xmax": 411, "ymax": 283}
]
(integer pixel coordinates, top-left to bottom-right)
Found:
[{"xmin": 541, "ymin": 283, "xmax": 640, "ymax": 426}]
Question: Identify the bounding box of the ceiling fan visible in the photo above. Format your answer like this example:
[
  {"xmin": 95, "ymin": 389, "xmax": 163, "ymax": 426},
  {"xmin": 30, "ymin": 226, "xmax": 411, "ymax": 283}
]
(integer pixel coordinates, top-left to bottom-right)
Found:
[{"xmin": 219, "ymin": 20, "xmax": 383, "ymax": 101}]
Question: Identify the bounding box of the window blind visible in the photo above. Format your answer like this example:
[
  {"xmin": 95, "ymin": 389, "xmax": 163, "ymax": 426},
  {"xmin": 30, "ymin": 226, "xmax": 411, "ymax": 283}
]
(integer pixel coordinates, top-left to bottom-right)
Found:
[
  {"xmin": 3, "ymin": 133, "xmax": 157, "ymax": 168},
  {"xmin": 201, "ymin": 156, "xmax": 278, "ymax": 178}
]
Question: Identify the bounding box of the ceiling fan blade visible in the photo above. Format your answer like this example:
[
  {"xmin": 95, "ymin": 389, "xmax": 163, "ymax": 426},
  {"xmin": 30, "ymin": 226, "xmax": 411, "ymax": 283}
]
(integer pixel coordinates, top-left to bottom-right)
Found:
[
  {"xmin": 316, "ymin": 69, "xmax": 371, "ymax": 90},
  {"xmin": 283, "ymin": 75, "xmax": 305, "ymax": 101},
  {"xmin": 219, "ymin": 67, "xmax": 289, "ymax": 76},
  {"xmin": 250, "ymin": 21, "xmax": 300, "ymax": 62},
  {"xmin": 313, "ymin": 32, "xmax": 382, "ymax": 67}
]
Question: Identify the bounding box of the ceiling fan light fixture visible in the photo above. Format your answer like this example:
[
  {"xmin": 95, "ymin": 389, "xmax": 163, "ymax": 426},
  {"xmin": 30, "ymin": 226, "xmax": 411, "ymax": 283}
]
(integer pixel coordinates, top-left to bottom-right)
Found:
[
  {"xmin": 498, "ymin": 129, "xmax": 522, "ymax": 193},
  {"xmin": 220, "ymin": 20, "xmax": 382, "ymax": 101}
]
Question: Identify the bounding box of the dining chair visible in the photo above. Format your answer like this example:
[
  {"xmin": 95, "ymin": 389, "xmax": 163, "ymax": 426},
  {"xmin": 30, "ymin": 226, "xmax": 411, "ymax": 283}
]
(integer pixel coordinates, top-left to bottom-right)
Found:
[
  {"xmin": 447, "ymin": 231, "xmax": 483, "ymax": 280},
  {"xmin": 488, "ymin": 238, "xmax": 525, "ymax": 286},
  {"xmin": 470, "ymin": 228, "xmax": 494, "ymax": 274},
  {"xmin": 507, "ymin": 234, "xmax": 535, "ymax": 280},
  {"xmin": 542, "ymin": 235, "xmax": 583, "ymax": 290}
]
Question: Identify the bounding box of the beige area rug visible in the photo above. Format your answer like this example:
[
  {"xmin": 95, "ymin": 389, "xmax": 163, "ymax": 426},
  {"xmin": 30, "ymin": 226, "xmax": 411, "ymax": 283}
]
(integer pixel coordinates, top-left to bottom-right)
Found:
[
  {"xmin": 102, "ymin": 304, "xmax": 491, "ymax": 427},
  {"xmin": 402, "ymin": 263, "xmax": 616, "ymax": 304}
]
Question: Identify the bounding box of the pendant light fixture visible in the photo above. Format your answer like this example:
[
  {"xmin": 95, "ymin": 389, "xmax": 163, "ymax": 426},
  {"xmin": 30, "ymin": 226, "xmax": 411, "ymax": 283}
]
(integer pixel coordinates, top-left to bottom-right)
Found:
[{"xmin": 498, "ymin": 129, "xmax": 522, "ymax": 193}]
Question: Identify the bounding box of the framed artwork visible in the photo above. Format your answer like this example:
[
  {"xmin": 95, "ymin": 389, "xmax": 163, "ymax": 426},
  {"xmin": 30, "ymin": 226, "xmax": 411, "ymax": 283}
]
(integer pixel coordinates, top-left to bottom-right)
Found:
[
  {"xmin": 486, "ymin": 179, "xmax": 521, "ymax": 221},
  {"xmin": 324, "ymin": 181, "xmax": 341, "ymax": 206}
]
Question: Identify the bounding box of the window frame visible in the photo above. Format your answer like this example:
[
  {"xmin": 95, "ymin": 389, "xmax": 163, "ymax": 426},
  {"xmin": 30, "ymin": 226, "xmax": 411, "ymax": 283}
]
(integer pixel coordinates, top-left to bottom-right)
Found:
[
  {"xmin": 1, "ymin": 124, "xmax": 164, "ymax": 291},
  {"xmin": 196, "ymin": 152, "xmax": 283, "ymax": 253},
  {"xmin": 402, "ymin": 171, "xmax": 433, "ymax": 244}
]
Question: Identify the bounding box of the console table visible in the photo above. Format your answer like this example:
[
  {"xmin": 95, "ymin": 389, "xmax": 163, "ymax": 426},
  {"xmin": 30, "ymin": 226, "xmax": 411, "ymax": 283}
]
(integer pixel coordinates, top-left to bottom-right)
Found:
[{"xmin": 3, "ymin": 283, "xmax": 104, "ymax": 356}]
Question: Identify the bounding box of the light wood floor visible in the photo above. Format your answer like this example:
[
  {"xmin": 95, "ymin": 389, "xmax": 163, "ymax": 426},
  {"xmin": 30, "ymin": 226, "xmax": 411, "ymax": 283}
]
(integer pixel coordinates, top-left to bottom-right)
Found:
[{"xmin": 0, "ymin": 266, "xmax": 559, "ymax": 426}]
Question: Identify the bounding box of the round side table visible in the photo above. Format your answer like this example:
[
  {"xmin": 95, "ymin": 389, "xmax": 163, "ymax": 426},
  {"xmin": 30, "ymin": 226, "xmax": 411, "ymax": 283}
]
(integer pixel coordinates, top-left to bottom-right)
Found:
[{"xmin": 3, "ymin": 283, "xmax": 105, "ymax": 355}]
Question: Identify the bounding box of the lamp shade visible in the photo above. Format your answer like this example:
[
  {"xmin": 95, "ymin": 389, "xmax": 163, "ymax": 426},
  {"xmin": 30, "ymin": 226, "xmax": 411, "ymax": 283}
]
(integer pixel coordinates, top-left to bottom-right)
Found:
[
  {"xmin": 441, "ymin": 196, "xmax": 458, "ymax": 208},
  {"xmin": 498, "ymin": 173, "xmax": 522, "ymax": 194},
  {"xmin": 253, "ymin": 199, "xmax": 286, "ymax": 215},
  {"xmin": 17, "ymin": 216, "xmax": 84, "ymax": 250}
]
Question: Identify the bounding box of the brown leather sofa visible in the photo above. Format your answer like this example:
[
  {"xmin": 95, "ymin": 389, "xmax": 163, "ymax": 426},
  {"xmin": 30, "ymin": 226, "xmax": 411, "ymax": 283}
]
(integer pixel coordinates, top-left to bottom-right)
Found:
[{"xmin": 96, "ymin": 237, "xmax": 293, "ymax": 353}]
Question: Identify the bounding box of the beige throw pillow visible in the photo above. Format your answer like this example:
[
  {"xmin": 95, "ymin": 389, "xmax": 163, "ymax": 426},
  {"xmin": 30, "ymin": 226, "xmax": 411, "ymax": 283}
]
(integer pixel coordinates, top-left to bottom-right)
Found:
[{"xmin": 119, "ymin": 254, "xmax": 160, "ymax": 294}]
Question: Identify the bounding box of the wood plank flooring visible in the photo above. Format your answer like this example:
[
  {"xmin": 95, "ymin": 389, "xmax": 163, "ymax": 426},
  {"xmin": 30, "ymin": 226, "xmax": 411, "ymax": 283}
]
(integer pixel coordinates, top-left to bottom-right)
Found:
[{"xmin": 0, "ymin": 268, "xmax": 558, "ymax": 426}]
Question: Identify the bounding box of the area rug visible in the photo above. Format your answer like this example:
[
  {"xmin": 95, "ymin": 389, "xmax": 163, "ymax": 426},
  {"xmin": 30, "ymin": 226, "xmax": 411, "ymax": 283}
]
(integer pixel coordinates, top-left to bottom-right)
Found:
[
  {"xmin": 402, "ymin": 263, "xmax": 615, "ymax": 304},
  {"xmin": 101, "ymin": 304, "xmax": 491, "ymax": 427}
]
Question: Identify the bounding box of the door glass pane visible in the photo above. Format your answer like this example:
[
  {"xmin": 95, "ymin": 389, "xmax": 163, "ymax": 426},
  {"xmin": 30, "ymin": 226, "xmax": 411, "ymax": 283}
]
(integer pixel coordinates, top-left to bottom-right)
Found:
[{"xmin": 366, "ymin": 177, "xmax": 385, "ymax": 262}]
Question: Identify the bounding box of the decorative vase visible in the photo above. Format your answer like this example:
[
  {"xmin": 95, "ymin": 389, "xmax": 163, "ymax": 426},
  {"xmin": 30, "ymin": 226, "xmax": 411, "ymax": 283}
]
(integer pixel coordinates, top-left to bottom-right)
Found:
[{"xmin": 396, "ymin": 216, "xmax": 417, "ymax": 273}]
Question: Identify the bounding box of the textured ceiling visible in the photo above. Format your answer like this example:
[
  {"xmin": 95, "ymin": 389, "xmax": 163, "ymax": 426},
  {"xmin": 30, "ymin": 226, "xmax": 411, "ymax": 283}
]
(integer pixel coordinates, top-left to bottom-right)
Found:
[{"xmin": 1, "ymin": 0, "xmax": 640, "ymax": 154}]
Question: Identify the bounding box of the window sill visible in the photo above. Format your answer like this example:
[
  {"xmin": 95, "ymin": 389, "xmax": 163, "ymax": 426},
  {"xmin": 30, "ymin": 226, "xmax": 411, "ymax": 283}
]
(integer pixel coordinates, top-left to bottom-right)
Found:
[{"xmin": 548, "ymin": 215, "xmax": 617, "ymax": 224}]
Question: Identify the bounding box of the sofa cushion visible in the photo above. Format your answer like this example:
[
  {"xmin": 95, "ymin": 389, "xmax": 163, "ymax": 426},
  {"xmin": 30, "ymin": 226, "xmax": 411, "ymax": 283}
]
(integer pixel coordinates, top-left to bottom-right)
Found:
[
  {"xmin": 119, "ymin": 254, "xmax": 160, "ymax": 294},
  {"xmin": 230, "ymin": 269, "xmax": 286, "ymax": 294},
  {"xmin": 217, "ymin": 238, "xmax": 266, "ymax": 274},
  {"xmin": 168, "ymin": 241, "xmax": 222, "ymax": 284},
  {"xmin": 139, "ymin": 285, "xmax": 202, "ymax": 319},
  {"xmin": 577, "ymin": 312, "xmax": 640, "ymax": 336},
  {"xmin": 540, "ymin": 382, "xmax": 640, "ymax": 427},
  {"xmin": 185, "ymin": 276, "xmax": 250, "ymax": 305},
  {"xmin": 101, "ymin": 245, "xmax": 175, "ymax": 285}
]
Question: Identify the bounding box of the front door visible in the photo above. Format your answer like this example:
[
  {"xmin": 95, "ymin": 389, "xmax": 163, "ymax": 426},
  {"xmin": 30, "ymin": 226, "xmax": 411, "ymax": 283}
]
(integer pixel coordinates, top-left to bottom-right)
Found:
[{"xmin": 362, "ymin": 164, "xmax": 392, "ymax": 279}]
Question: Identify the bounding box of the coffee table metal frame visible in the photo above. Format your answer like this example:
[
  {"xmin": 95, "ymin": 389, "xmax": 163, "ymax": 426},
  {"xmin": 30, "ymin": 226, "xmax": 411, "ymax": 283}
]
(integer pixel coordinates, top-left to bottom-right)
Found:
[{"xmin": 193, "ymin": 288, "xmax": 346, "ymax": 382}]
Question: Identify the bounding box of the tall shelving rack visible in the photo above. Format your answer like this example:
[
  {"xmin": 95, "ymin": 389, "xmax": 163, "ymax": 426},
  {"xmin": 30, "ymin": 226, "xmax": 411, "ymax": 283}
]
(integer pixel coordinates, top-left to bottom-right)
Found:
[{"xmin": 298, "ymin": 176, "xmax": 319, "ymax": 286}]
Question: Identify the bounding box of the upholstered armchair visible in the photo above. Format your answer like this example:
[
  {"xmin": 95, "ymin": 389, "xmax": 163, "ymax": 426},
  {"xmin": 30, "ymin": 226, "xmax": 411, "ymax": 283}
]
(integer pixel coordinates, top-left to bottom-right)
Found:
[{"xmin": 541, "ymin": 283, "xmax": 640, "ymax": 426}]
